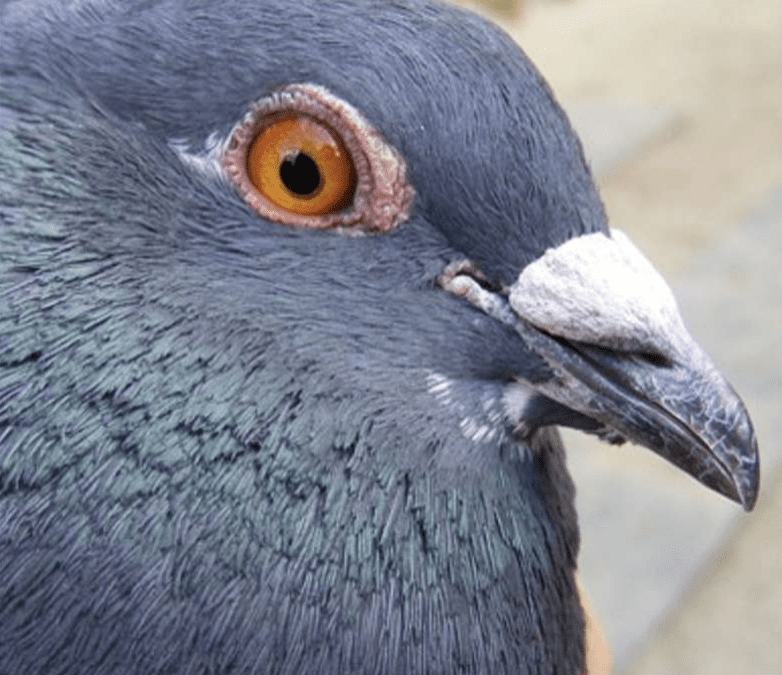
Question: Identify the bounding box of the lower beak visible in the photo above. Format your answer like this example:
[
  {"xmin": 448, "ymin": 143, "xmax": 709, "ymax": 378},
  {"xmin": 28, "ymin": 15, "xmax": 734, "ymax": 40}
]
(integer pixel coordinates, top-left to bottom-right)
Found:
[{"xmin": 514, "ymin": 325, "xmax": 759, "ymax": 510}]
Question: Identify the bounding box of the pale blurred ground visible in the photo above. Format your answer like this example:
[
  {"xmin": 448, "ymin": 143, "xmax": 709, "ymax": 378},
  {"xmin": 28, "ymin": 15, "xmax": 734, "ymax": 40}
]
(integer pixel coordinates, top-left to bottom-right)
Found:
[{"xmin": 454, "ymin": 0, "xmax": 782, "ymax": 672}]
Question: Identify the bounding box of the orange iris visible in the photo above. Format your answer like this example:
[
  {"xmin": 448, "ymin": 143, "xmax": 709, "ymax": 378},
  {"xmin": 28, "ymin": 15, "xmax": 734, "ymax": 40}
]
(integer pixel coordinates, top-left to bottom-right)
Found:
[{"xmin": 246, "ymin": 115, "xmax": 356, "ymax": 216}]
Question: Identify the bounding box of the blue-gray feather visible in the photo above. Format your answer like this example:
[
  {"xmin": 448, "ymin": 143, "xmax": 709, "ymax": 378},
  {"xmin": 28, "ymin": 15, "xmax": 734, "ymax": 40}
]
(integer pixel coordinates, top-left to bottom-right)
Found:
[{"xmin": 0, "ymin": 0, "xmax": 604, "ymax": 672}]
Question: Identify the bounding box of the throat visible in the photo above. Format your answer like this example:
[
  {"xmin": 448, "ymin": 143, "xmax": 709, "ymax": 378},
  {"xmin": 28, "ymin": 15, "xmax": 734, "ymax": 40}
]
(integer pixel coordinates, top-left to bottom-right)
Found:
[{"xmin": 260, "ymin": 435, "xmax": 585, "ymax": 673}]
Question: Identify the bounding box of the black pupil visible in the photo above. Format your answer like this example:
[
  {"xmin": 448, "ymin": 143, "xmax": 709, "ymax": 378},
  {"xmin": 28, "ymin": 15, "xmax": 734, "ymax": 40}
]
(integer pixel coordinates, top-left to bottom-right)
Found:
[{"xmin": 280, "ymin": 153, "xmax": 321, "ymax": 197}]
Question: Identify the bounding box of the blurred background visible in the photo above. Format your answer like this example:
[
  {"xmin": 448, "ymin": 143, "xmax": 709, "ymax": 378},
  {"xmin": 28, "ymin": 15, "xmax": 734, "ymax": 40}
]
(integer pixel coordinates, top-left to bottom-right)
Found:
[{"xmin": 450, "ymin": 0, "xmax": 782, "ymax": 673}]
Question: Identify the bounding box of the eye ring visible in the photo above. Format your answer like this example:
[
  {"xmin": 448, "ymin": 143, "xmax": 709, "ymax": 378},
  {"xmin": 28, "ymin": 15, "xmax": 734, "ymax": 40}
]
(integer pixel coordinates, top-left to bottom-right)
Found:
[{"xmin": 221, "ymin": 84, "xmax": 414, "ymax": 234}]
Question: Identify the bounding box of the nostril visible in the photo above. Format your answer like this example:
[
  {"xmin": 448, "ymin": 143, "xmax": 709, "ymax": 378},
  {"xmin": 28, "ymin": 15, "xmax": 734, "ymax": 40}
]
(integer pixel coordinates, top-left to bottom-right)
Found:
[{"xmin": 472, "ymin": 275, "xmax": 503, "ymax": 293}]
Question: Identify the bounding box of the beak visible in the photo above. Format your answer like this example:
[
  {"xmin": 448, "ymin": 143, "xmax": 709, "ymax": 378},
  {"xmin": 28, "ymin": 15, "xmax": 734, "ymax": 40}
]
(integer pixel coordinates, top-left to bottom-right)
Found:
[{"xmin": 440, "ymin": 230, "xmax": 760, "ymax": 511}]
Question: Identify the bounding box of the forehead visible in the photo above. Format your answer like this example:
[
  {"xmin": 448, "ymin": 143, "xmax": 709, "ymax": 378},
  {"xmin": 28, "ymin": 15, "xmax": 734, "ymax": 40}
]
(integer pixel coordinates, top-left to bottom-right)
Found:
[{"xmin": 12, "ymin": 0, "xmax": 605, "ymax": 280}]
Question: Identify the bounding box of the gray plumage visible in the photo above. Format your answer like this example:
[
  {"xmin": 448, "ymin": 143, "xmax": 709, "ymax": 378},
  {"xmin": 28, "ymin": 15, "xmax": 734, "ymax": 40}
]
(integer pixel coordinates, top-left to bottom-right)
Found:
[{"xmin": 0, "ymin": 1, "xmax": 758, "ymax": 674}]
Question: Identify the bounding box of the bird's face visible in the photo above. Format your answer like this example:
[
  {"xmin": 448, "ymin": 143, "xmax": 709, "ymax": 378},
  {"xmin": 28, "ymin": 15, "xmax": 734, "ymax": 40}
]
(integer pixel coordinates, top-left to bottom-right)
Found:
[
  {"xmin": 0, "ymin": 0, "xmax": 759, "ymax": 672},
  {"xmin": 20, "ymin": 0, "xmax": 751, "ymax": 504}
]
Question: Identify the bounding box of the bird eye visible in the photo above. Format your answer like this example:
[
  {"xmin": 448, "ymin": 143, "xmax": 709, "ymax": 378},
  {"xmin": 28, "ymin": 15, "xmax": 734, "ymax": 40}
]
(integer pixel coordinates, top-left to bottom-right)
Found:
[
  {"xmin": 222, "ymin": 84, "xmax": 415, "ymax": 233},
  {"xmin": 247, "ymin": 115, "xmax": 355, "ymax": 216}
]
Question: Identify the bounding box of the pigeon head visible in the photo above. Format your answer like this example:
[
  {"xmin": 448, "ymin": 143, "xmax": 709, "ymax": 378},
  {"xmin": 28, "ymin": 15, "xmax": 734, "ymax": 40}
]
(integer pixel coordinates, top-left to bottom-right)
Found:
[{"xmin": 0, "ymin": 1, "xmax": 758, "ymax": 674}]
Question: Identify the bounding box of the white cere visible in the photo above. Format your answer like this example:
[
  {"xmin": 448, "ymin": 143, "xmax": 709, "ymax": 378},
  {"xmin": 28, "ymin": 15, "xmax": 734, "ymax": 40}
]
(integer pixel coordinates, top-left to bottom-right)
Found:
[{"xmin": 510, "ymin": 229, "xmax": 693, "ymax": 359}]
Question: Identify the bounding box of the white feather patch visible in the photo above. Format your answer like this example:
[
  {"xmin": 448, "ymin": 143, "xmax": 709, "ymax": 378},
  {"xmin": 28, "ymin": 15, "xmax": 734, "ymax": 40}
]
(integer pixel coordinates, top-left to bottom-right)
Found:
[
  {"xmin": 509, "ymin": 229, "xmax": 688, "ymax": 358},
  {"xmin": 169, "ymin": 132, "xmax": 225, "ymax": 181}
]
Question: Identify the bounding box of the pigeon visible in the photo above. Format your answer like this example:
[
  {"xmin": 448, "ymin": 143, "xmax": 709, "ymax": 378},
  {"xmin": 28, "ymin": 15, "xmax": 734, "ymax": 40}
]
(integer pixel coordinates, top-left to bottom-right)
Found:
[{"xmin": 0, "ymin": 0, "xmax": 759, "ymax": 673}]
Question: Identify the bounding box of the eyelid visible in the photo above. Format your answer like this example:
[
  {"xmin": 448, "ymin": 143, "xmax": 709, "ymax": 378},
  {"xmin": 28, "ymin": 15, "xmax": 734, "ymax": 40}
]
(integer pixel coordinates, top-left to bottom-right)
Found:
[{"xmin": 221, "ymin": 84, "xmax": 415, "ymax": 234}]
